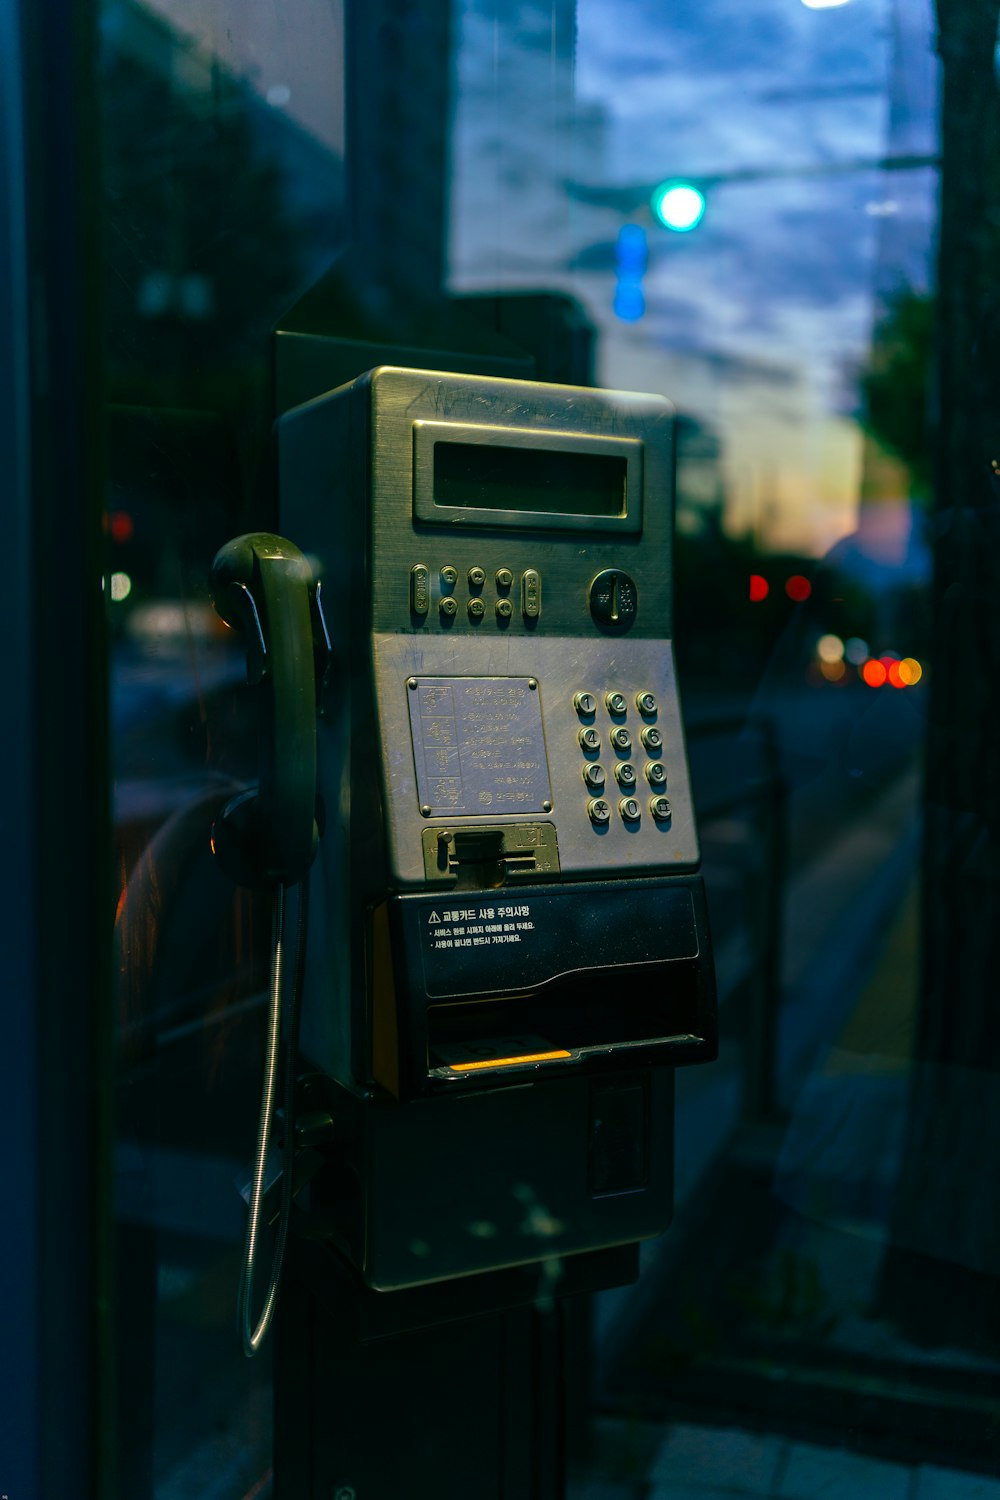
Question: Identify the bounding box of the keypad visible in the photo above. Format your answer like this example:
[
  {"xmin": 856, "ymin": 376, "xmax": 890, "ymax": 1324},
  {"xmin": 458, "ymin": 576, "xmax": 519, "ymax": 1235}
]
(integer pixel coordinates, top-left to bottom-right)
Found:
[{"xmin": 573, "ymin": 685, "xmax": 670, "ymax": 829}]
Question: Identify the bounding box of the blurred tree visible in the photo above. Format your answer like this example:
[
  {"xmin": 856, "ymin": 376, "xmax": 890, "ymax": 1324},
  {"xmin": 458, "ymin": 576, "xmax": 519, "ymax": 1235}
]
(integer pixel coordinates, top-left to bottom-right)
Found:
[{"xmin": 859, "ymin": 289, "xmax": 934, "ymax": 499}]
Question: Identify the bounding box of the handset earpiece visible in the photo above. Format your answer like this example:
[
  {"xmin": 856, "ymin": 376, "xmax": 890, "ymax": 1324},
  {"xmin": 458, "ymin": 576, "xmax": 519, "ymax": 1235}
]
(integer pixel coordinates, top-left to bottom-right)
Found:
[{"xmin": 210, "ymin": 532, "xmax": 320, "ymax": 888}]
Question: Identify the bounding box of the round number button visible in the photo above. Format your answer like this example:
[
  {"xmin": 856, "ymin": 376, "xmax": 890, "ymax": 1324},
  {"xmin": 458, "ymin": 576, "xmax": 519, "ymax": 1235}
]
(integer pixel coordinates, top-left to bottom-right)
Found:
[
  {"xmin": 579, "ymin": 726, "xmax": 601, "ymax": 752},
  {"xmin": 619, "ymin": 797, "xmax": 641, "ymax": 822},
  {"xmin": 574, "ymin": 691, "xmax": 597, "ymax": 716},
  {"xmin": 583, "ymin": 763, "xmax": 606, "ymax": 790},
  {"xmin": 646, "ymin": 761, "xmax": 667, "ymax": 787},
  {"xmin": 588, "ymin": 798, "xmax": 612, "ymax": 825},
  {"xmin": 605, "ymin": 691, "xmax": 628, "ymax": 716},
  {"xmin": 650, "ymin": 796, "xmax": 672, "ymax": 822},
  {"xmin": 610, "ymin": 726, "xmax": 632, "ymax": 753},
  {"xmin": 641, "ymin": 726, "xmax": 663, "ymax": 752},
  {"xmin": 636, "ymin": 691, "xmax": 657, "ymax": 716},
  {"xmin": 615, "ymin": 762, "xmax": 637, "ymax": 788}
]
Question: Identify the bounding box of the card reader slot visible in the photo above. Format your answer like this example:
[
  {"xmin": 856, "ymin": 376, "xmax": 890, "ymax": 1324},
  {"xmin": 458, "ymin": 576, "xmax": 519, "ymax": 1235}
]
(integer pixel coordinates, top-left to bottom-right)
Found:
[
  {"xmin": 425, "ymin": 961, "xmax": 705, "ymax": 1083},
  {"xmin": 422, "ymin": 822, "xmax": 560, "ymax": 888}
]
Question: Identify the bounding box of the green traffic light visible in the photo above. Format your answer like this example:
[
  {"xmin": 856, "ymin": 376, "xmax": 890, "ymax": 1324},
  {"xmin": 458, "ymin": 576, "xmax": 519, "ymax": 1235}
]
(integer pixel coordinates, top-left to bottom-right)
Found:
[{"xmin": 651, "ymin": 181, "xmax": 705, "ymax": 232}]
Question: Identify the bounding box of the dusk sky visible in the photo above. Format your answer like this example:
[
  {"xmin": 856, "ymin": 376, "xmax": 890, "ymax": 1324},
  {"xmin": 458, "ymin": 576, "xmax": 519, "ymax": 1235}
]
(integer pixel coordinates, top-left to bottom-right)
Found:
[{"xmin": 449, "ymin": 0, "xmax": 940, "ymax": 555}]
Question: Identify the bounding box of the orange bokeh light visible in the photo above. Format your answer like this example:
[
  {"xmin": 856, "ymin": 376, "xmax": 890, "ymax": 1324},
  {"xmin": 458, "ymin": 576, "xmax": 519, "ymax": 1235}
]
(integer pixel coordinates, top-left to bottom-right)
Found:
[
  {"xmin": 887, "ymin": 660, "xmax": 905, "ymax": 688},
  {"xmin": 786, "ymin": 574, "xmax": 812, "ymax": 602},
  {"xmin": 899, "ymin": 657, "xmax": 923, "ymax": 686},
  {"xmin": 749, "ymin": 574, "xmax": 769, "ymax": 601},
  {"xmin": 862, "ymin": 659, "xmax": 887, "ymax": 687},
  {"xmin": 820, "ymin": 659, "xmax": 846, "ymax": 682}
]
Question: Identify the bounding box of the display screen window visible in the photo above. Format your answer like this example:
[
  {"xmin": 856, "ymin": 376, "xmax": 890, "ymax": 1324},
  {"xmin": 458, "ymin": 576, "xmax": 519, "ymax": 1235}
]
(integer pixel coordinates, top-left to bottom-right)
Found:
[{"xmin": 433, "ymin": 440, "xmax": 627, "ymax": 518}]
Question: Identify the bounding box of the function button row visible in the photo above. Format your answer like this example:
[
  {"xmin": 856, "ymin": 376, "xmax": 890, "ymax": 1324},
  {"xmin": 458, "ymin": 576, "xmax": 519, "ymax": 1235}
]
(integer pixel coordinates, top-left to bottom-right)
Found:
[
  {"xmin": 448, "ymin": 596, "xmax": 513, "ymax": 623},
  {"xmin": 573, "ymin": 689, "xmax": 658, "ymax": 719},
  {"xmin": 441, "ymin": 564, "xmax": 511, "ymax": 591},
  {"xmin": 411, "ymin": 563, "xmax": 540, "ymax": 622}
]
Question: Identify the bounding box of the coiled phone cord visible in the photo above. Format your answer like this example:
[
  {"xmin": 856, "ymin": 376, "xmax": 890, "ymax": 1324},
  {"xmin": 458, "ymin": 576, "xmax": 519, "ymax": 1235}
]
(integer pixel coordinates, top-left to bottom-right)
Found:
[{"xmin": 238, "ymin": 876, "xmax": 309, "ymax": 1357}]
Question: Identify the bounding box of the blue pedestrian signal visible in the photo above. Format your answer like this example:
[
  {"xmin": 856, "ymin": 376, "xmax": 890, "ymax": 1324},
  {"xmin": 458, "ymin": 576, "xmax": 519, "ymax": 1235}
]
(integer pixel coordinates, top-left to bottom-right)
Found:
[{"xmin": 613, "ymin": 223, "xmax": 648, "ymax": 321}]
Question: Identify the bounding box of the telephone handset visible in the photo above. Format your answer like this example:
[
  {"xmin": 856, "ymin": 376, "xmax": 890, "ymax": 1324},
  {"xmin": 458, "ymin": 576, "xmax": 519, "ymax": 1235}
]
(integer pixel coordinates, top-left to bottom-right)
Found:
[
  {"xmin": 209, "ymin": 531, "xmax": 326, "ymax": 1354},
  {"xmin": 210, "ymin": 531, "xmax": 324, "ymax": 888}
]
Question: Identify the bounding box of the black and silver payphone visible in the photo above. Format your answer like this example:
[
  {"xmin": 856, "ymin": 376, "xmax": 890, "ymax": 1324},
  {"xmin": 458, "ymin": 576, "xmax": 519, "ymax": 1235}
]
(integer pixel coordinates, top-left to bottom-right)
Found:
[{"xmin": 257, "ymin": 366, "xmax": 716, "ymax": 1292}]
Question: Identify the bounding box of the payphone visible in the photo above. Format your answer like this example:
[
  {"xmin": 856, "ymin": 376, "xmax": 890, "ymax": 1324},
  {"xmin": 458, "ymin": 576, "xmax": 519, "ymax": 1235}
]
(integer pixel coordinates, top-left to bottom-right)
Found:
[{"xmin": 214, "ymin": 367, "xmax": 716, "ymax": 1303}]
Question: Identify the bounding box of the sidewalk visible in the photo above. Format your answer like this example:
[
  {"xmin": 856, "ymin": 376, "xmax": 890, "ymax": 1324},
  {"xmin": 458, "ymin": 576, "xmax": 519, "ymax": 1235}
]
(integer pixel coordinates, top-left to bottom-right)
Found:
[{"xmin": 570, "ymin": 1418, "xmax": 1000, "ymax": 1500}]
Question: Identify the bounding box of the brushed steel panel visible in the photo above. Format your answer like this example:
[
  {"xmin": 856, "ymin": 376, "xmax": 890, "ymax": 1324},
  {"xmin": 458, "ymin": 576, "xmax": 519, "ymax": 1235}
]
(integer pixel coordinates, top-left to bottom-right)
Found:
[
  {"xmin": 375, "ymin": 632, "xmax": 699, "ymax": 885},
  {"xmin": 366, "ymin": 366, "xmax": 674, "ymax": 638}
]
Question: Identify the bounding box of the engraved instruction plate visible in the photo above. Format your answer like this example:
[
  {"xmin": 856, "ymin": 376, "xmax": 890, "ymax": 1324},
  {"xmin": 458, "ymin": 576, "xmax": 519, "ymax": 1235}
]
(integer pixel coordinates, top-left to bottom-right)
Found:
[{"xmin": 407, "ymin": 677, "xmax": 551, "ymax": 816}]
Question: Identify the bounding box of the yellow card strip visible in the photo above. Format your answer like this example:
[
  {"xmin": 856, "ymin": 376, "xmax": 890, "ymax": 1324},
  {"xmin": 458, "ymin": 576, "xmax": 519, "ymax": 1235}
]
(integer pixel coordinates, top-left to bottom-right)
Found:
[{"xmin": 450, "ymin": 1049, "xmax": 572, "ymax": 1072}]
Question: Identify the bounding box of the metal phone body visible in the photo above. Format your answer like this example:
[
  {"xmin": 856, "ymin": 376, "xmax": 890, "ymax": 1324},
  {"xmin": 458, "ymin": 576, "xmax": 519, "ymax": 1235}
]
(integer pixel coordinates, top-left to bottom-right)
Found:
[{"xmin": 279, "ymin": 368, "xmax": 716, "ymax": 1289}]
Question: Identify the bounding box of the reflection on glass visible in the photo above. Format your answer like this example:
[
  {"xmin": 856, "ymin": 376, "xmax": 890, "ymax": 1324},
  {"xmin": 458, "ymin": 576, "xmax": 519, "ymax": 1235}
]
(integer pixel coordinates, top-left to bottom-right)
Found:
[
  {"xmin": 103, "ymin": 1, "xmax": 346, "ymax": 1494},
  {"xmin": 98, "ymin": 0, "xmax": 1000, "ymax": 1491}
]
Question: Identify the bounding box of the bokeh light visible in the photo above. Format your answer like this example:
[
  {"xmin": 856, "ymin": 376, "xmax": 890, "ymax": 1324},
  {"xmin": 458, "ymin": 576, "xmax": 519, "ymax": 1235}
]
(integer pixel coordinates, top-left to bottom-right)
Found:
[
  {"xmin": 110, "ymin": 571, "xmax": 132, "ymax": 603},
  {"xmin": 899, "ymin": 657, "xmax": 923, "ymax": 686},
  {"xmin": 651, "ymin": 182, "xmax": 706, "ymax": 232},
  {"xmin": 862, "ymin": 659, "xmax": 887, "ymax": 688},
  {"xmin": 786, "ymin": 574, "xmax": 812, "ymax": 602},
  {"xmin": 817, "ymin": 633, "xmax": 844, "ymax": 663},
  {"xmin": 109, "ymin": 510, "xmax": 134, "ymax": 544},
  {"xmin": 844, "ymin": 637, "xmax": 868, "ymax": 665},
  {"xmin": 820, "ymin": 659, "xmax": 846, "ymax": 683},
  {"xmin": 749, "ymin": 574, "xmax": 769, "ymax": 601}
]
